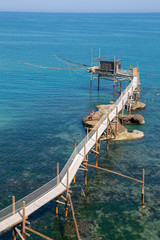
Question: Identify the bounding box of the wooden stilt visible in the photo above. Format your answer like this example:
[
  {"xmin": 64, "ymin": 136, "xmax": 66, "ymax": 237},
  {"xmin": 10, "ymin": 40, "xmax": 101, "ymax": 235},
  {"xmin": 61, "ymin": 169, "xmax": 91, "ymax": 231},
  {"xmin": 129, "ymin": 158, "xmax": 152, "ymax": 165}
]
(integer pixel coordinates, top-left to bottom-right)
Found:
[
  {"xmin": 12, "ymin": 227, "xmax": 16, "ymax": 240},
  {"xmin": 22, "ymin": 201, "xmax": 26, "ymax": 240},
  {"xmin": 56, "ymin": 197, "xmax": 59, "ymax": 216},
  {"xmin": 57, "ymin": 163, "xmax": 59, "ymax": 185},
  {"xmin": 98, "ymin": 138, "xmax": 101, "ymax": 151},
  {"xmin": 65, "ymin": 167, "xmax": 69, "ymax": 218},
  {"xmin": 98, "ymin": 75, "xmax": 100, "ymax": 91},
  {"xmin": 120, "ymin": 81, "xmax": 122, "ymax": 94},
  {"xmin": 73, "ymin": 138, "xmax": 76, "ymax": 184},
  {"xmin": 115, "ymin": 107, "xmax": 118, "ymax": 138},
  {"xmin": 122, "ymin": 100, "xmax": 124, "ymax": 126},
  {"xmin": 113, "ymin": 82, "xmax": 115, "ymax": 95},
  {"xmin": 107, "ymin": 139, "xmax": 109, "ymax": 151},
  {"xmin": 142, "ymin": 169, "xmax": 145, "ymax": 207},
  {"xmin": 96, "ymin": 154, "xmax": 98, "ymax": 167},
  {"xmin": 25, "ymin": 226, "xmax": 53, "ymax": 240},
  {"xmin": 68, "ymin": 194, "xmax": 81, "ymax": 240},
  {"xmin": 90, "ymin": 49, "xmax": 93, "ymax": 93},
  {"xmin": 96, "ymin": 129, "xmax": 98, "ymax": 153}
]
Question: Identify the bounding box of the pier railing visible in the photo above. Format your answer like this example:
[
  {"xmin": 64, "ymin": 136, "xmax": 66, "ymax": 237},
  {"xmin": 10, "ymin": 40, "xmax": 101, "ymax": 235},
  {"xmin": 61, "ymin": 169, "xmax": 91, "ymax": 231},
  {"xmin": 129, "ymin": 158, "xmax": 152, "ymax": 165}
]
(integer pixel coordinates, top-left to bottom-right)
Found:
[{"xmin": 0, "ymin": 75, "xmax": 138, "ymax": 224}]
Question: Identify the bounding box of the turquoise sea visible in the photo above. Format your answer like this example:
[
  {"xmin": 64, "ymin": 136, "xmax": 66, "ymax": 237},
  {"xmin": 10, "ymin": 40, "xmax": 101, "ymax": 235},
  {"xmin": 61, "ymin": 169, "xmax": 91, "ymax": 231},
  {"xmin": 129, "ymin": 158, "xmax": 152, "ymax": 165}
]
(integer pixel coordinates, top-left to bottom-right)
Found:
[{"xmin": 0, "ymin": 12, "xmax": 160, "ymax": 239}]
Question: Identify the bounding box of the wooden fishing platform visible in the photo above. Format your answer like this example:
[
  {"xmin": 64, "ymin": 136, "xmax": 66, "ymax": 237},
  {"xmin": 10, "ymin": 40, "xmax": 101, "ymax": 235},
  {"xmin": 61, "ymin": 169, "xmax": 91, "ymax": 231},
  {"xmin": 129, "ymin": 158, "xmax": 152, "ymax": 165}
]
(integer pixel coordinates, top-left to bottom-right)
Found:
[{"xmin": 0, "ymin": 66, "xmax": 144, "ymax": 240}]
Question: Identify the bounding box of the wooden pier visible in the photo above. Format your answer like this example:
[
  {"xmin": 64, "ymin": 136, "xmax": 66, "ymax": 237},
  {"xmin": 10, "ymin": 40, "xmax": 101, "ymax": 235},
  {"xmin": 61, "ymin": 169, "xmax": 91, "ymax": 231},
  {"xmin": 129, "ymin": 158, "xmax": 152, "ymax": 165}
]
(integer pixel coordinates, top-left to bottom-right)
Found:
[{"xmin": 0, "ymin": 67, "xmax": 144, "ymax": 239}]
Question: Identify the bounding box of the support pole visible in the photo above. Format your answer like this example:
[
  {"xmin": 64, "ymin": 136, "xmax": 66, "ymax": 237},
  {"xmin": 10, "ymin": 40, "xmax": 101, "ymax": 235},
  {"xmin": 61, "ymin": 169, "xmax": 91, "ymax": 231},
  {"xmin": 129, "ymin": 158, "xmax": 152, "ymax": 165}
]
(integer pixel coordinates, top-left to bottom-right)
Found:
[
  {"xmin": 68, "ymin": 194, "xmax": 81, "ymax": 240},
  {"xmin": 115, "ymin": 107, "xmax": 118, "ymax": 138},
  {"xmin": 90, "ymin": 48, "xmax": 93, "ymax": 93},
  {"xmin": 65, "ymin": 167, "xmax": 69, "ymax": 218},
  {"xmin": 98, "ymin": 75, "xmax": 100, "ymax": 91},
  {"xmin": 12, "ymin": 196, "xmax": 16, "ymax": 240},
  {"xmin": 113, "ymin": 82, "xmax": 115, "ymax": 95},
  {"xmin": 73, "ymin": 138, "xmax": 76, "ymax": 184},
  {"xmin": 12, "ymin": 196, "xmax": 15, "ymax": 214},
  {"xmin": 56, "ymin": 163, "xmax": 59, "ymax": 216},
  {"xmin": 122, "ymin": 100, "xmax": 124, "ymax": 126},
  {"xmin": 107, "ymin": 139, "xmax": 109, "ymax": 152},
  {"xmin": 142, "ymin": 169, "xmax": 145, "ymax": 208},
  {"xmin": 22, "ymin": 201, "xmax": 26, "ymax": 240},
  {"xmin": 120, "ymin": 81, "xmax": 122, "ymax": 94},
  {"xmin": 12, "ymin": 228, "xmax": 17, "ymax": 240}
]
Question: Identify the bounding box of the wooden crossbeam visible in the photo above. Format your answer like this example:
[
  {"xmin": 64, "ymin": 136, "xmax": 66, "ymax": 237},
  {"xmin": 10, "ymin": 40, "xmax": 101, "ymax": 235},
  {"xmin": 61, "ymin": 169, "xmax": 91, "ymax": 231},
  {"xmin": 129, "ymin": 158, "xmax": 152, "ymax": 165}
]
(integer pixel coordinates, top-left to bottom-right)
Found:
[
  {"xmin": 25, "ymin": 226, "xmax": 54, "ymax": 240},
  {"xmin": 87, "ymin": 163, "xmax": 143, "ymax": 183},
  {"xmin": 68, "ymin": 194, "xmax": 81, "ymax": 240},
  {"xmin": 90, "ymin": 148, "xmax": 99, "ymax": 154},
  {"xmin": 15, "ymin": 227, "xmax": 25, "ymax": 240}
]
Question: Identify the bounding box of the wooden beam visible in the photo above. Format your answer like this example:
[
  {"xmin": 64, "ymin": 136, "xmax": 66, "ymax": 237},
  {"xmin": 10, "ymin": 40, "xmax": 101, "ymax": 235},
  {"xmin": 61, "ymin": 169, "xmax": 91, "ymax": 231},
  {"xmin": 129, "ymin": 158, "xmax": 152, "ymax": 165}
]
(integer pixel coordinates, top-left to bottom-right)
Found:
[
  {"xmin": 87, "ymin": 163, "xmax": 143, "ymax": 183},
  {"xmin": 142, "ymin": 169, "xmax": 145, "ymax": 207},
  {"xmin": 15, "ymin": 228, "xmax": 25, "ymax": 240},
  {"xmin": 25, "ymin": 226, "xmax": 54, "ymax": 240},
  {"xmin": 68, "ymin": 194, "xmax": 81, "ymax": 240}
]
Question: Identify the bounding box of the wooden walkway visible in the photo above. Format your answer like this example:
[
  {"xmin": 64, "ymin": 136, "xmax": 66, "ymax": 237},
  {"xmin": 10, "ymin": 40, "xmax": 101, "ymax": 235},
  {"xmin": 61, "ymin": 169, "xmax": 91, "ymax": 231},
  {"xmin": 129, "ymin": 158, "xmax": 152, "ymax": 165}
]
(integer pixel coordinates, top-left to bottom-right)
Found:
[{"xmin": 0, "ymin": 73, "xmax": 139, "ymax": 233}]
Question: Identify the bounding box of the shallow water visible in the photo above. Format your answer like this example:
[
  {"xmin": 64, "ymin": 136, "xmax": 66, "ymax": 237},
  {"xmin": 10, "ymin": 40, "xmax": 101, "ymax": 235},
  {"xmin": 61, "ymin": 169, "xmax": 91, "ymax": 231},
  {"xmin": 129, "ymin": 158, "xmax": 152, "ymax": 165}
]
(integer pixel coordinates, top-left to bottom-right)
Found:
[{"xmin": 0, "ymin": 12, "xmax": 160, "ymax": 239}]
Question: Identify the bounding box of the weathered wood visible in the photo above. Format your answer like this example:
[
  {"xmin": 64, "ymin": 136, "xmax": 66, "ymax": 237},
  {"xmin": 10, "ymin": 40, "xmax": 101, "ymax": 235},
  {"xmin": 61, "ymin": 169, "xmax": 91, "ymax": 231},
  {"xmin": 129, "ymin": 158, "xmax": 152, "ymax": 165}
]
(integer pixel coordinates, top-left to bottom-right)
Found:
[
  {"xmin": 65, "ymin": 167, "xmax": 69, "ymax": 218},
  {"xmin": 12, "ymin": 196, "xmax": 15, "ymax": 215},
  {"xmin": 22, "ymin": 201, "xmax": 26, "ymax": 240},
  {"xmin": 15, "ymin": 227, "xmax": 25, "ymax": 240},
  {"xmin": 12, "ymin": 227, "xmax": 16, "ymax": 240},
  {"xmin": 57, "ymin": 162, "xmax": 59, "ymax": 185},
  {"xmin": 87, "ymin": 163, "xmax": 143, "ymax": 183},
  {"xmin": 68, "ymin": 194, "xmax": 81, "ymax": 240},
  {"xmin": 74, "ymin": 138, "xmax": 76, "ymax": 184},
  {"xmin": 25, "ymin": 226, "xmax": 54, "ymax": 240},
  {"xmin": 142, "ymin": 169, "xmax": 145, "ymax": 207}
]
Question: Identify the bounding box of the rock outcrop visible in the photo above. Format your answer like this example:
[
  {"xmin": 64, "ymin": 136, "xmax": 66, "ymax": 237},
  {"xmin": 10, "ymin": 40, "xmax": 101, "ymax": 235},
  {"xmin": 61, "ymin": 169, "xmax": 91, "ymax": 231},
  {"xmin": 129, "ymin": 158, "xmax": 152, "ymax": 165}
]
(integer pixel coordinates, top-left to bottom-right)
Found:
[{"xmin": 83, "ymin": 103, "xmax": 145, "ymax": 141}]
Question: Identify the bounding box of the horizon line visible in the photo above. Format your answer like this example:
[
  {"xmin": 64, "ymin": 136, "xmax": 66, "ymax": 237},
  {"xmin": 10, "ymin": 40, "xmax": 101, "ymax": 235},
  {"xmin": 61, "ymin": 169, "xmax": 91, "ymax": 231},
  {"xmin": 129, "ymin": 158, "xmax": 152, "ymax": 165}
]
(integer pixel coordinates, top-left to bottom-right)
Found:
[{"xmin": 0, "ymin": 10, "xmax": 160, "ymax": 14}]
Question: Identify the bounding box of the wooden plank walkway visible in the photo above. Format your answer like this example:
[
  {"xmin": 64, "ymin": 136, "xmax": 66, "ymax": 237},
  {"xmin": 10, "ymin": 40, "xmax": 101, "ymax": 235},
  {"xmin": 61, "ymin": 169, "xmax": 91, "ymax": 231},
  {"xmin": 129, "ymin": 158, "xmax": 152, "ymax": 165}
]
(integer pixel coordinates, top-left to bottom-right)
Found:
[{"xmin": 0, "ymin": 75, "xmax": 139, "ymax": 233}]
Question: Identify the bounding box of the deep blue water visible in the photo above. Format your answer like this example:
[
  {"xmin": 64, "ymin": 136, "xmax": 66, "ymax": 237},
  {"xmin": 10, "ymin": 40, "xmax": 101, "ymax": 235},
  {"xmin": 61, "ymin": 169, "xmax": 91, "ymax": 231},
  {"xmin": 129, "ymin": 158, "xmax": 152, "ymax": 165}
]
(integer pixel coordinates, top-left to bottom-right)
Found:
[{"xmin": 0, "ymin": 12, "xmax": 160, "ymax": 240}]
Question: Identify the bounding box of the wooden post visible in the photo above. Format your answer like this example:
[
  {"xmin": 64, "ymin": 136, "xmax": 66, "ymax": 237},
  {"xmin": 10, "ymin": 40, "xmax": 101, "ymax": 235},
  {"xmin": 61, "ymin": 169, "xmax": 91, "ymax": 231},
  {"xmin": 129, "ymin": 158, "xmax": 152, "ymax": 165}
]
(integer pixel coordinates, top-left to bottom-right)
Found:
[
  {"xmin": 56, "ymin": 162, "xmax": 59, "ymax": 216},
  {"xmin": 122, "ymin": 99, "xmax": 124, "ymax": 126},
  {"xmin": 120, "ymin": 81, "xmax": 122, "ymax": 94},
  {"xmin": 115, "ymin": 107, "xmax": 118, "ymax": 138},
  {"xmin": 98, "ymin": 75, "xmax": 100, "ymax": 91},
  {"xmin": 113, "ymin": 82, "xmax": 115, "ymax": 95},
  {"xmin": 107, "ymin": 139, "xmax": 109, "ymax": 152},
  {"xmin": 142, "ymin": 169, "xmax": 145, "ymax": 208},
  {"xmin": 65, "ymin": 167, "xmax": 69, "ymax": 218},
  {"xmin": 22, "ymin": 201, "xmax": 26, "ymax": 240},
  {"xmin": 84, "ymin": 141, "xmax": 87, "ymax": 186},
  {"xmin": 73, "ymin": 138, "xmax": 76, "ymax": 184},
  {"xmin": 12, "ymin": 196, "xmax": 16, "ymax": 240},
  {"xmin": 98, "ymin": 138, "xmax": 101, "ymax": 151},
  {"xmin": 12, "ymin": 196, "xmax": 15, "ymax": 215},
  {"xmin": 12, "ymin": 227, "xmax": 17, "ymax": 240},
  {"xmin": 57, "ymin": 163, "xmax": 59, "ymax": 185},
  {"xmin": 90, "ymin": 49, "xmax": 93, "ymax": 93},
  {"xmin": 96, "ymin": 129, "xmax": 98, "ymax": 153}
]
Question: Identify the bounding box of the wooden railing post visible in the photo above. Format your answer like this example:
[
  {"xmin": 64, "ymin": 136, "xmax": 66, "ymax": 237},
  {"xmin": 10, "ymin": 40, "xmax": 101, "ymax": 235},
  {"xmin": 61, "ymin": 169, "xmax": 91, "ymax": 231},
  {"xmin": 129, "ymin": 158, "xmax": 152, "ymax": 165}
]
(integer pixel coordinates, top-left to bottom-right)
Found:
[
  {"xmin": 22, "ymin": 201, "xmax": 26, "ymax": 240},
  {"xmin": 142, "ymin": 169, "xmax": 145, "ymax": 208},
  {"xmin": 56, "ymin": 162, "xmax": 59, "ymax": 216},
  {"xmin": 65, "ymin": 167, "xmax": 69, "ymax": 218},
  {"xmin": 73, "ymin": 138, "xmax": 76, "ymax": 184},
  {"xmin": 12, "ymin": 196, "xmax": 16, "ymax": 240},
  {"xmin": 84, "ymin": 141, "xmax": 87, "ymax": 186},
  {"xmin": 12, "ymin": 196, "xmax": 15, "ymax": 215}
]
